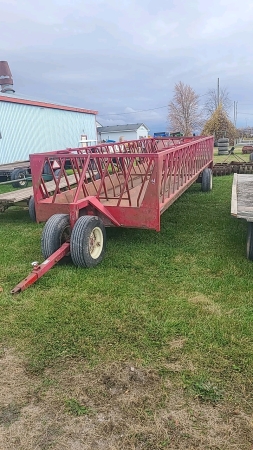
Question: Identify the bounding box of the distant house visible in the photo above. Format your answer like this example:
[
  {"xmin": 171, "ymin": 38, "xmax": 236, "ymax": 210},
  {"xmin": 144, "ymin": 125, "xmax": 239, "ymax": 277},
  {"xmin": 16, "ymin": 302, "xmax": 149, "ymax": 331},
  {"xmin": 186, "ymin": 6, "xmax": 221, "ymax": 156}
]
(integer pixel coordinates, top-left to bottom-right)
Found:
[{"xmin": 97, "ymin": 123, "xmax": 149, "ymax": 142}]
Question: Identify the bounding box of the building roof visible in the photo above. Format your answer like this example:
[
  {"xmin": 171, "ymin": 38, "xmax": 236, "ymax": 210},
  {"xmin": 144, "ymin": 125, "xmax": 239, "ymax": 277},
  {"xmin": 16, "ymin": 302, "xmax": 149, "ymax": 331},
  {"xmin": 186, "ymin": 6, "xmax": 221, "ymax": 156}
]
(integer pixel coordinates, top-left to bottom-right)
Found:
[
  {"xmin": 0, "ymin": 92, "xmax": 97, "ymax": 115},
  {"xmin": 97, "ymin": 123, "xmax": 149, "ymax": 133}
]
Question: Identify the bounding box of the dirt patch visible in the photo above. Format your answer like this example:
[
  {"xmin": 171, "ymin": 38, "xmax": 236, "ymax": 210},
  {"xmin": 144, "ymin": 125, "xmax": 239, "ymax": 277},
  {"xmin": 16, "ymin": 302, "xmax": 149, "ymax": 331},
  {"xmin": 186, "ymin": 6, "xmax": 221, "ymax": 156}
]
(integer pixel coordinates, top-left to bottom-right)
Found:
[
  {"xmin": 169, "ymin": 338, "xmax": 187, "ymax": 350},
  {"xmin": 189, "ymin": 294, "xmax": 222, "ymax": 316},
  {"xmin": 0, "ymin": 349, "xmax": 253, "ymax": 449},
  {"xmin": 0, "ymin": 347, "xmax": 35, "ymax": 405},
  {"xmin": 0, "ymin": 404, "xmax": 21, "ymax": 426}
]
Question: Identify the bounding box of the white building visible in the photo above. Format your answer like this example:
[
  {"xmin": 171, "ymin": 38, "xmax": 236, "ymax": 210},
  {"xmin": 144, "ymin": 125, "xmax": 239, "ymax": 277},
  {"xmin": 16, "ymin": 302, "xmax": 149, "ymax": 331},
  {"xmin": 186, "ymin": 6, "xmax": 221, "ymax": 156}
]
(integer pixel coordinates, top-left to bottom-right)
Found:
[
  {"xmin": 97, "ymin": 123, "xmax": 149, "ymax": 142},
  {"xmin": 0, "ymin": 92, "xmax": 98, "ymax": 164}
]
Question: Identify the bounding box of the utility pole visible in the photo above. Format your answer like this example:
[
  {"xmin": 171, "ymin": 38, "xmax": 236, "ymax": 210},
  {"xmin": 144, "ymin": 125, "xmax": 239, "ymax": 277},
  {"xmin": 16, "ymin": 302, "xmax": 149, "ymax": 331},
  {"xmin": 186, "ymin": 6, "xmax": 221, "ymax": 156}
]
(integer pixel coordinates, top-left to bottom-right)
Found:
[{"xmin": 217, "ymin": 78, "xmax": 220, "ymax": 107}]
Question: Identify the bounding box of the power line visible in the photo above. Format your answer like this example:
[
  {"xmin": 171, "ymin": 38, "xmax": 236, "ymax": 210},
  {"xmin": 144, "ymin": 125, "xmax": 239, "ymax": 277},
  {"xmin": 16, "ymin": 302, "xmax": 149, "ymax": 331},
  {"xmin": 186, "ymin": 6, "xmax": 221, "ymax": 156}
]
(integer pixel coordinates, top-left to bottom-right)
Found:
[
  {"xmin": 97, "ymin": 93, "xmax": 210, "ymax": 117},
  {"xmin": 98, "ymin": 105, "xmax": 168, "ymax": 116},
  {"xmin": 222, "ymin": 100, "xmax": 253, "ymax": 107},
  {"xmin": 238, "ymin": 112, "xmax": 253, "ymax": 116}
]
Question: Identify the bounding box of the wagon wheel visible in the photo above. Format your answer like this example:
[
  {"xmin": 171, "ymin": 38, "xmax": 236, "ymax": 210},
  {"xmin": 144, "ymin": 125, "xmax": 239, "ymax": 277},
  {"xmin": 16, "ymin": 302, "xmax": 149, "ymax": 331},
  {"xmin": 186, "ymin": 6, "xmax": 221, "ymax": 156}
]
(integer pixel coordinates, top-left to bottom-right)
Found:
[
  {"xmin": 28, "ymin": 196, "xmax": 36, "ymax": 222},
  {"xmin": 11, "ymin": 168, "xmax": 28, "ymax": 188},
  {"xmin": 70, "ymin": 216, "xmax": 106, "ymax": 268},
  {"xmin": 247, "ymin": 222, "xmax": 253, "ymax": 260},
  {"xmin": 41, "ymin": 214, "xmax": 71, "ymax": 259},
  {"xmin": 201, "ymin": 168, "xmax": 213, "ymax": 192},
  {"xmin": 54, "ymin": 168, "xmax": 61, "ymax": 179}
]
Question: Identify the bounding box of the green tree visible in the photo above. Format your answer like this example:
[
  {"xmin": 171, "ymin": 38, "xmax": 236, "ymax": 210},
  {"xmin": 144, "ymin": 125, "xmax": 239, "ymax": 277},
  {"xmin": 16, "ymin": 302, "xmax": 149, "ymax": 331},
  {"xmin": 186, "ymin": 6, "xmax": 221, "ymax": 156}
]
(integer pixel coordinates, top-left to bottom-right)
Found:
[{"xmin": 202, "ymin": 105, "xmax": 238, "ymax": 144}]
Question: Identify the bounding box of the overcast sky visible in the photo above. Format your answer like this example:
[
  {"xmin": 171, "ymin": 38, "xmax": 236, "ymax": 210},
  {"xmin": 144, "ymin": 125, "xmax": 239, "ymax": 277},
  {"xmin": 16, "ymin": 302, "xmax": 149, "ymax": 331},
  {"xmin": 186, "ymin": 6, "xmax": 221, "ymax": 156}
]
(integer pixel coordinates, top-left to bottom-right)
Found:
[{"xmin": 1, "ymin": 0, "xmax": 253, "ymax": 133}]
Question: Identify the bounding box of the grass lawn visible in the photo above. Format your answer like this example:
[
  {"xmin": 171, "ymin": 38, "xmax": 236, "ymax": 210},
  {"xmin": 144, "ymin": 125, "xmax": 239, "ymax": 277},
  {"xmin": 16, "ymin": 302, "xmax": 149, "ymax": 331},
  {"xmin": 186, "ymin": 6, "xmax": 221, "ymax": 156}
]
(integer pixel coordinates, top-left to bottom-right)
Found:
[
  {"xmin": 213, "ymin": 145, "xmax": 250, "ymax": 163},
  {"xmin": 0, "ymin": 166, "xmax": 253, "ymax": 448}
]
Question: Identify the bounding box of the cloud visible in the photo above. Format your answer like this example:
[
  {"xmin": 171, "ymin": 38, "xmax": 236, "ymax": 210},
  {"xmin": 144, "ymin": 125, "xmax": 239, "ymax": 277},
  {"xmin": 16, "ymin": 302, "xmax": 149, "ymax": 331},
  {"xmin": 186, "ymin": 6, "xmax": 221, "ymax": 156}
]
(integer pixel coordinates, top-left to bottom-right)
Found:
[{"xmin": 1, "ymin": 0, "xmax": 253, "ymax": 132}]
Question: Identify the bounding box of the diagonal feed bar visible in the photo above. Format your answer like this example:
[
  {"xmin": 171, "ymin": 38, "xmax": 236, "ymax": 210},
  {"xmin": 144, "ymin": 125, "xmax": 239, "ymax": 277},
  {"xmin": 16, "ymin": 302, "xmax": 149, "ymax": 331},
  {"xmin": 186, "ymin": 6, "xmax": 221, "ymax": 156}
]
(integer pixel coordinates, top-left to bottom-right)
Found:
[{"xmin": 11, "ymin": 243, "xmax": 70, "ymax": 294}]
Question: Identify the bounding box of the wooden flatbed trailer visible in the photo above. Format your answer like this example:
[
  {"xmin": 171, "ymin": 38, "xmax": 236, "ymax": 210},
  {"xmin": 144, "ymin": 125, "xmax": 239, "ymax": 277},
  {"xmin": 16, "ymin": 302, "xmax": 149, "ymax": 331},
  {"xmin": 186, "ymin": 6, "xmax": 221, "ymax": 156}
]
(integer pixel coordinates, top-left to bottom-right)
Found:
[
  {"xmin": 231, "ymin": 173, "xmax": 253, "ymax": 259},
  {"xmin": 0, "ymin": 160, "xmax": 30, "ymax": 188},
  {"xmin": 0, "ymin": 159, "xmax": 64, "ymax": 189},
  {"xmin": 0, "ymin": 174, "xmax": 78, "ymax": 215}
]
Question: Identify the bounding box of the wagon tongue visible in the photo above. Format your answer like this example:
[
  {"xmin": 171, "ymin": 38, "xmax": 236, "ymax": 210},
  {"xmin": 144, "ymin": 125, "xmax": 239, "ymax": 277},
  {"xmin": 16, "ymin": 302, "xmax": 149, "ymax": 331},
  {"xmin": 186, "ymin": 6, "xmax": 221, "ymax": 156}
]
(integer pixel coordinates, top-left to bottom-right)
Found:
[{"xmin": 11, "ymin": 243, "xmax": 70, "ymax": 294}]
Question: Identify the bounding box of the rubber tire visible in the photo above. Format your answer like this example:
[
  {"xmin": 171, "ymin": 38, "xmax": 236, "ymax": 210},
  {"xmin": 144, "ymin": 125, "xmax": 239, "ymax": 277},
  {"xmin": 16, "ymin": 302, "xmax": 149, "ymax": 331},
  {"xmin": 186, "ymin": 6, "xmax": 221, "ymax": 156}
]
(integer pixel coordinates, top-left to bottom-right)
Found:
[
  {"xmin": 54, "ymin": 168, "xmax": 61, "ymax": 179},
  {"xmin": 43, "ymin": 162, "xmax": 52, "ymax": 175},
  {"xmin": 217, "ymin": 142, "xmax": 229, "ymax": 148},
  {"xmin": 11, "ymin": 168, "xmax": 28, "ymax": 188},
  {"xmin": 28, "ymin": 196, "xmax": 36, "ymax": 222},
  {"xmin": 41, "ymin": 214, "xmax": 70, "ymax": 259},
  {"xmin": 247, "ymin": 222, "xmax": 253, "ymax": 260},
  {"xmin": 201, "ymin": 168, "xmax": 213, "ymax": 192},
  {"xmin": 218, "ymin": 149, "xmax": 229, "ymax": 155},
  {"xmin": 218, "ymin": 138, "xmax": 229, "ymax": 143},
  {"xmin": 70, "ymin": 216, "xmax": 106, "ymax": 268},
  {"xmin": 249, "ymin": 153, "xmax": 253, "ymax": 162},
  {"xmin": 44, "ymin": 162, "xmax": 61, "ymax": 175}
]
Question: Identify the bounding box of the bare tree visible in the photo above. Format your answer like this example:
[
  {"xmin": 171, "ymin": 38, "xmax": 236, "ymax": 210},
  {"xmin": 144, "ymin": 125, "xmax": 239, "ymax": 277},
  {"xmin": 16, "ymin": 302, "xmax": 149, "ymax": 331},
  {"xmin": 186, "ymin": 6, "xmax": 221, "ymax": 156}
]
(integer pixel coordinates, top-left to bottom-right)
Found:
[
  {"xmin": 168, "ymin": 82, "xmax": 203, "ymax": 136},
  {"xmin": 204, "ymin": 88, "xmax": 232, "ymax": 116}
]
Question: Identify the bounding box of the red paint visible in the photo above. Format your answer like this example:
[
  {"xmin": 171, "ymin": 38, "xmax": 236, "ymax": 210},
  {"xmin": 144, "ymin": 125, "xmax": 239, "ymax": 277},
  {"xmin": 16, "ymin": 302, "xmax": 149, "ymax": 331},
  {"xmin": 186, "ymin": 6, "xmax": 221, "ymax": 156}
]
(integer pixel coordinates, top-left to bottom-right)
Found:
[
  {"xmin": 11, "ymin": 243, "xmax": 70, "ymax": 294},
  {"xmin": 12, "ymin": 136, "xmax": 214, "ymax": 293},
  {"xmin": 31, "ymin": 136, "xmax": 214, "ymax": 230},
  {"xmin": 0, "ymin": 95, "xmax": 97, "ymax": 115}
]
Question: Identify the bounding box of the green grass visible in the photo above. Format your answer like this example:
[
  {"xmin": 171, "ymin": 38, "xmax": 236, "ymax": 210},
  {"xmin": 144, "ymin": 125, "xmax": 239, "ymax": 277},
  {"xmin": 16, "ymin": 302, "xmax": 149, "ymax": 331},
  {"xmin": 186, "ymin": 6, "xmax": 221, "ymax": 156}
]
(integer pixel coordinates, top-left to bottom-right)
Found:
[
  {"xmin": 213, "ymin": 145, "xmax": 249, "ymax": 163},
  {"xmin": 0, "ymin": 173, "xmax": 252, "ymax": 408},
  {"xmin": 0, "ymin": 182, "xmax": 21, "ymax": 194},
  {"xmin": 65, "ymin": 398, "xmax": 93, "ymax": 416}
]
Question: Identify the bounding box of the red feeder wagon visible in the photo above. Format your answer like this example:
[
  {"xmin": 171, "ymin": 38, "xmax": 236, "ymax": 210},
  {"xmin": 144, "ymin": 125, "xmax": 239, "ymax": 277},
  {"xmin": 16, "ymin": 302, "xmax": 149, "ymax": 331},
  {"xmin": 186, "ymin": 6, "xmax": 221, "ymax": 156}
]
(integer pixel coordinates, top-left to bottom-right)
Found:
[{"xmin": 11, "ymin": 136, "xmax": 214, "ymax": 293}]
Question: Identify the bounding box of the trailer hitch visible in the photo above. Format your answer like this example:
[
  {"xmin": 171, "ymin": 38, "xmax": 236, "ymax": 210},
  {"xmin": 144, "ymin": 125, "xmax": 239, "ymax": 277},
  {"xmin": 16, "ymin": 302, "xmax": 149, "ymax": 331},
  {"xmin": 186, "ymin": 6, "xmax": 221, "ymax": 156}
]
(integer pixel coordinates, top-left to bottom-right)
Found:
[{"xmin": 11, "ymin": 243, "xmax": 70, "ymax": 294}]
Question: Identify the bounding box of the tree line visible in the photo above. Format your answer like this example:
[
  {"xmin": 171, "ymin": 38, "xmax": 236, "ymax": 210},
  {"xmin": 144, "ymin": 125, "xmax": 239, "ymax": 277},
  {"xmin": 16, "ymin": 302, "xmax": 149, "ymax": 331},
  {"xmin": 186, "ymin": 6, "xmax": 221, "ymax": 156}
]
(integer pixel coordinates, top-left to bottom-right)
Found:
[{"xmin": 168, "ymin": 81, "xmax": 237, "ymax": 143}]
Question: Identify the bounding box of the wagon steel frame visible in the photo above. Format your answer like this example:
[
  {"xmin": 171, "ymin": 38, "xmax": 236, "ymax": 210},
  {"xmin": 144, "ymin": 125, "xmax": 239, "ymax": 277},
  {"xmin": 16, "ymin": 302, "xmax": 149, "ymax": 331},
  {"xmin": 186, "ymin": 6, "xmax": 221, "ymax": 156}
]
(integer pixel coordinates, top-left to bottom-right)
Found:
[
  {"xmin": 11, "ymin": 136, "xmax": 213, "ymax": 293},
  {"xmin": 31, "ymin": 136, "xmax": 213, "ymax": 230}
]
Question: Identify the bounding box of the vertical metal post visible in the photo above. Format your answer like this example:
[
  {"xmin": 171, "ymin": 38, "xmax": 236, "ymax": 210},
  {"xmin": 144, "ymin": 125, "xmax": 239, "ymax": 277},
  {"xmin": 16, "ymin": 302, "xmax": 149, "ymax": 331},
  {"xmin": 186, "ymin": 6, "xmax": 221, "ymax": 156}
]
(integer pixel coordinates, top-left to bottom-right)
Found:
[{"xmin": 217, "ymin": 78, "xmax": 220, "ymax": 107}]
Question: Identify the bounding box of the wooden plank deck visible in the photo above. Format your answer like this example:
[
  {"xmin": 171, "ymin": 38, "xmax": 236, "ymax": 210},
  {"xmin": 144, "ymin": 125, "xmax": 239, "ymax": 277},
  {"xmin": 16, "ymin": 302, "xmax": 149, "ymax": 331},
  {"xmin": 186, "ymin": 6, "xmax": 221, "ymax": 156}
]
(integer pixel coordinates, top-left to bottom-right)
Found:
[
  {"xmin": 1, "ymin": 169, "xmax": 200, "ymax": 213},
  {"xmin": 231, "ymin": 174, "xmax": 253, "ymax": 221},
  {"xmin": 0, "ymin": 161, "xmax": 30, "ymax": 172},
  {"xmin": 0, "ymin": 174, "xmax": 77, "ymax": 207}
]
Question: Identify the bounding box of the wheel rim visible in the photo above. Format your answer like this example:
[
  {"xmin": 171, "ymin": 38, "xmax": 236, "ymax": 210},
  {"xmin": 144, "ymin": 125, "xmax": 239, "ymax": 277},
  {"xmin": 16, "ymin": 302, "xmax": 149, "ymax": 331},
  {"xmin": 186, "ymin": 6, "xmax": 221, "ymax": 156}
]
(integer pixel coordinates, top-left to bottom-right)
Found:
[
  {"xmin": 89, "ymin": 226, "xmax": 103, "ymax": 259},
  {"xmin": 18, "ymin": 172, "xmax": 27, "ymax": 187},
  {"xmin": 60, "ymin": 225, "xmax": 71, "ymax": 245}
]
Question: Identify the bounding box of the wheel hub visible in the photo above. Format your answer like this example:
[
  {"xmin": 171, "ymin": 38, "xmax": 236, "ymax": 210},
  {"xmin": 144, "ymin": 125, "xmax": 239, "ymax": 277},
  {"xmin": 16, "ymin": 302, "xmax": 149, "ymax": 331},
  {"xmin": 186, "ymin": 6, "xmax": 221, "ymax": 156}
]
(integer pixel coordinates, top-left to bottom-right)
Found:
[
  {"xmin": 89, "ymin": 227, "xmax": 103, "ymax": 259},
  {"xmin": 60, "ymin": 226, "xmax": 71, "ymax": 246}
]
